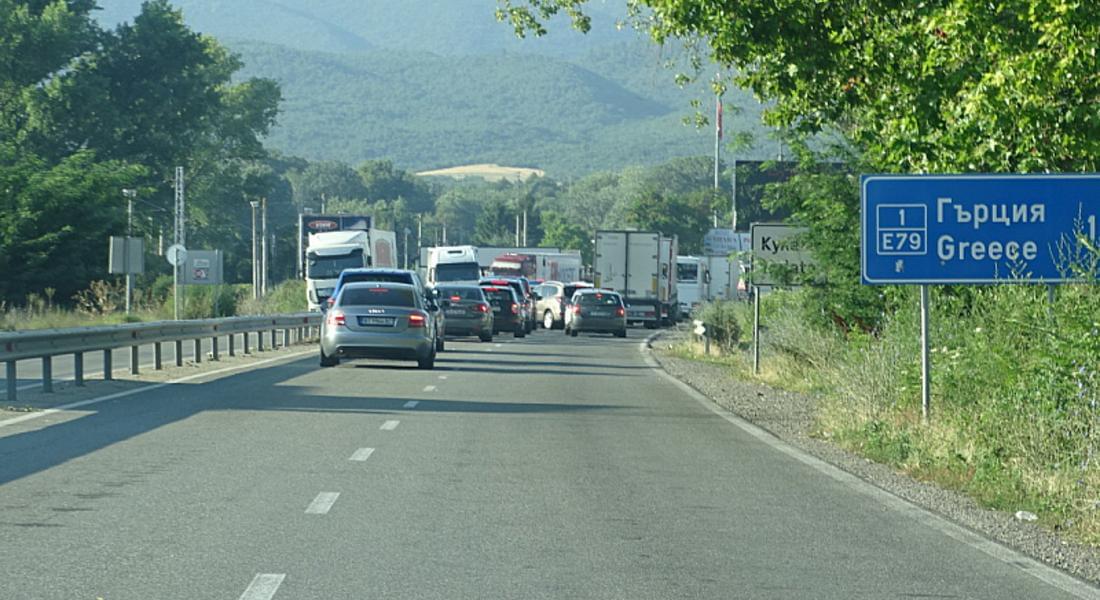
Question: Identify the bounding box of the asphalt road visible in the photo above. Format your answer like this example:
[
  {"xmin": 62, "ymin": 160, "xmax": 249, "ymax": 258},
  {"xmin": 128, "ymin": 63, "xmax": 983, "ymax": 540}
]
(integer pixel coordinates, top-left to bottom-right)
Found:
[{"xmin": 0, "ymin": 328, "xmax": 1094, "ymax": 599}]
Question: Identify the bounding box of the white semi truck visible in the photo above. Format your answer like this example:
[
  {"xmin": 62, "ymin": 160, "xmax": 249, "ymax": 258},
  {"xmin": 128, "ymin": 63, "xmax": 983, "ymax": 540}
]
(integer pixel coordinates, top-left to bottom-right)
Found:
[
  {"xmin": 425, "ymin": 245, "xmax": 481, "ymax": 285},
  {"xmin": 593, "ymin": 230, "xmax": 679, "ymax": 328},
  {"xmin": 304, "ymin": 229, "xmax": 397, "ymax": 310}
]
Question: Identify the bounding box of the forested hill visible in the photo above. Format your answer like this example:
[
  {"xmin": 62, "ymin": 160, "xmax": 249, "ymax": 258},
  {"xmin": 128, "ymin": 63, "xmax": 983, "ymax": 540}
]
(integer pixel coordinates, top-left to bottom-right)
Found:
[
  {"xmin": 95, "ymin": 1, "xmax": 774, "ymax": 176},
  {"xmin": 231, "ymin": 40, "xmax": 766, "ymax": 175}
]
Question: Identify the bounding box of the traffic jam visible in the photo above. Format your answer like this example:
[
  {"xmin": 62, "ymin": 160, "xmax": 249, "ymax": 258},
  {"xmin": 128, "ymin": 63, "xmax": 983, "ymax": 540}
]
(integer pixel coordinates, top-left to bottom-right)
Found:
[{"xmin": 301, "ymin": 226, "xmax": 741, "ymax": 369}]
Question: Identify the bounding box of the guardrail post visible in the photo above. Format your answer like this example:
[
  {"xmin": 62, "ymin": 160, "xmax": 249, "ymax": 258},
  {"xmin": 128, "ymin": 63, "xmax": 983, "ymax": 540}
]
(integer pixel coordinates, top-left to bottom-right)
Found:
[
  {"xmin": 271, "ymin": 328, "xmax": 278, "ymax": 349},
  {"xmin": 193, "ymin": 339, "xmax": 202, "ymax": 364},
  {"xmin": 175, "ymin": 340, "xmax": 183, "ymax": 367},
  {"xmin": 243, "ymin": 332, "xmax": 251, "ymax": 354},
  {"xmin": 154, "ymin": 343, "xmax": 162, "ymax": 370},
  {"xmin": 130, "ymin": 345, "xmax": 140, "ymax": 375},
  {"xmin": 282, "ymin": 329, "xmax": 291, "ymax": 348},
  {"xmin": 228, "ymin": 334, "xmax": 236, "ymax": 357},
  {"xmin": 103, "ymin": 349, "xmax": 113, "ymax": 381},
  {"xmin": 5, "ymin": 361, "xmax": 15, "ymax": 402},
  {"xmin": 42, "ymin": 356, "xmax": 53, "ymax": 392},
  {"xmin": 74, "ymin": 352, "xmax": 84, "ymax": 386},
  {"xmin": 211, "ymin": 336, "xmax": 219, "ymax": 361},
  {"xmin": 257, "ymin": 331, "xmax": 265, "ymax": 352}
]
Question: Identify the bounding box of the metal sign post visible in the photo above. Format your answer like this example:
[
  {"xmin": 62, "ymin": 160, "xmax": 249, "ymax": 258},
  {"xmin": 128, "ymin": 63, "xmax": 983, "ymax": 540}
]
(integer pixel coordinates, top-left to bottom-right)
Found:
[
  {"xmin": 861, "ymin": 173, "xmax": 1100, "ymax": 423},
  {"xmin": 174, "ymin": 167, "xmax": 185, "ymax": 320},
  {"xmin": 748, "ymin": 223, "xmax": 814, "ymax": 375},
  {"xmin": 752, "ymin": 286, "xmax": 761, "ymax": 375}
]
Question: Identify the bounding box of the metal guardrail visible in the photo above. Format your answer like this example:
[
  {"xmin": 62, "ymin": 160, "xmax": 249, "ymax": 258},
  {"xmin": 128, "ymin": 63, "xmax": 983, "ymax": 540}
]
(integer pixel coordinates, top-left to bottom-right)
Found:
[{"xmin": 1, "ymin": 313, "xmax": 322, "ymax": 403}]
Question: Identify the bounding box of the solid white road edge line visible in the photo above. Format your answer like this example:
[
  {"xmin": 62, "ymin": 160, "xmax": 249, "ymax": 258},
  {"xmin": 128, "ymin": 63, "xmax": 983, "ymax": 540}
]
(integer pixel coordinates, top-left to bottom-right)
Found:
[
  {"xmin": 349, "ymin": 447, "xmax": 375, "ymax": 461},
  {"xmin": 305, "ymin": 492, "xmax": 340, "ymax": 515},
  {"xmin": 638, "ymin": 334, "xmax": 1100, "ymax": 600},
  {"xmin": 0, "ymin": 349, "xmax": 316, "ymax": 429},
  {"xmin": 403, "ymin": 400, "xmax": 420, "ymax": 408},
  {"xmin": 238, "ymin": 573, "xmax": 285, "ymax": 600},
  {"xmin": 380, "ymin": 420, "xmax": 400, "ymax": 431}
]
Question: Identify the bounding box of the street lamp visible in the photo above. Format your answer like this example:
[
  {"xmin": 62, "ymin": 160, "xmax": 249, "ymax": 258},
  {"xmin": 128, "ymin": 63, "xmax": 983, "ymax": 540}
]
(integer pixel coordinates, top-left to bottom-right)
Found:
[
  {"xmin": 122, "ymin": 188, "xmax": 137, "ymax": 314},
  {"xmin": 250, "ymin": 200, "xmax": 260, "ymax": 300}
]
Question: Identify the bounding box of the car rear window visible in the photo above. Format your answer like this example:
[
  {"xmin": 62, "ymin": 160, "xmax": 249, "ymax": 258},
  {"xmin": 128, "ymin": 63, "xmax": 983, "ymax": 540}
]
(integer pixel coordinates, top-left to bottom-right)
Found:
[
  {"xmin": 439, "ymin": 287, "xmax": 484, "ymax": 301},
  {"xmin": 578, "ymin": 293, "xmax": 622, "ymax": 306},
  {"xmin": 482, "ymin": 288, "xmax": 515, "ymax": 307},
  {"xmin": 339, "ymin": 287, "xmax": 416, "ymax": 307},
  {"xmin": 341, "ymin": 273, "xmax": 413, "ymax": 286}
]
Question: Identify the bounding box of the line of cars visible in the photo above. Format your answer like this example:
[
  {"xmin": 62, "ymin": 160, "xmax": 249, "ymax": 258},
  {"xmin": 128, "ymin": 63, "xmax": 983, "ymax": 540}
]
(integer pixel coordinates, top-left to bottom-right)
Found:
[{"xmin": 317, "ymin": 267, "xmax": 630, "ymax": 369}]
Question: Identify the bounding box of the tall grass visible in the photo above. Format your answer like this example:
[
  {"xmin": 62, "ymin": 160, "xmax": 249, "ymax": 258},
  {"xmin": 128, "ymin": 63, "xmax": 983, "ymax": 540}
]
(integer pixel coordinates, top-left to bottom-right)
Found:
[{"xmin": 716, "ymin": 282, "xmax": 1100, "ymax": 543}]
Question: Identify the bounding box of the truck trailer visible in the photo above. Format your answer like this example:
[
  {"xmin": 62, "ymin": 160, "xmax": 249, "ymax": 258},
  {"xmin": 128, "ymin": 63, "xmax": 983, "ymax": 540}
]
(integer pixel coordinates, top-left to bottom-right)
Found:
[{"xmin": 593, "ymin": 231, "xmax": 678, "ymax": 328}]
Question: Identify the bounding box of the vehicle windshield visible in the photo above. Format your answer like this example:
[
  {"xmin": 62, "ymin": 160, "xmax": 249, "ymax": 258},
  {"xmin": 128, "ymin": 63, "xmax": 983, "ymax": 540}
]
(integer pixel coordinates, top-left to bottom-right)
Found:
[
  {"xmin": 338, "ymin": 287, "xmax": 415, "ymax": 307},
  {"xmin": 578, "ymin": 293, "xmax": 622, "ymax": 306},
  {"xmin": 307, "ymin": 249, "xmax": 364, "ymax": 279},
  {"xmin": 435, "ymin": 263, "xmax": 481, "ymax": 282},
  {"xmin": 678, "ymin": 263, "xmax": 698, "ymax": 282},
  {"xmin": 563, "ymin": 285, "xmax": 589, "ymax": 301}
]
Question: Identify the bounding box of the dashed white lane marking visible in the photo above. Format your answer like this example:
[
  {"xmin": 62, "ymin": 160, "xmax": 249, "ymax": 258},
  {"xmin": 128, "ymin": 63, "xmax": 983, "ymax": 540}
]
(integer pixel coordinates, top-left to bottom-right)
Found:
[
  {"xmin": 380, "ymin": 420, "xmax": 400, "ymax": 431},
  {"xmin": 305, "ymin": 492, "xmax": 340, "ymax": 515},
  {"xmin": 349, "ymin": 447, "xmax": 375, "ymax": 461},
  {"xmin": 421, "ymin": 385, "xmax": 436, "ymax": 392},
  {"xmin": 494, "ymin": 343, "xmax": 502, "ymax": 347},
  {"xmin": 403, "ymin": 400, "xmax": 420, "ymax": 408},
  {"xmin": 0, "ymin": 350, "xmax": 315, "ymax": 428},
  {"xmin": 238, "ymin": 573, "xmax": 285, "ymax": 600},
  {"xmin": 638, "ymin": 334, "xmax": 1100, "ymax": 600},
  {"xmin": 438, "ymin": 375, "xmax": 448, "ymax": 380}
]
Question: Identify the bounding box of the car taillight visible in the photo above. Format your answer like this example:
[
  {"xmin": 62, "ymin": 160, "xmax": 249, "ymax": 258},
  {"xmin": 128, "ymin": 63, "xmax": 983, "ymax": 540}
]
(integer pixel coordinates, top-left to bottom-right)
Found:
[
  {"xmin": 327, "ymin": 311, "xmax": 346, "ymax": 327},
  {"xmin": 408, "ymin": 313, "xmax": 426, "ymax": 328},
  {"xmin": 616, "ymin": 307, "xmax": 625, "ymax": 317},
  {"xmin": 475, "ymin": 303, "xmax": 489, "ymax": 313},
  {"xmin": 572, "ymin": 305, "xmax": 582, "ymax": 314},
  {"xmin": 510, "ymin": 303, "xmax": 519, "ymax": 314}
]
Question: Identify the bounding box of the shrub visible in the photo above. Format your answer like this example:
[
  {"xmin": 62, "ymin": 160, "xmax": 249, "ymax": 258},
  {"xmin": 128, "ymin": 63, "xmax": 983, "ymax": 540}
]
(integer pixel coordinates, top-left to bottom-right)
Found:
[{"xmin": 696, "ymin": 301, "xmax": 744, "ymax": 351}]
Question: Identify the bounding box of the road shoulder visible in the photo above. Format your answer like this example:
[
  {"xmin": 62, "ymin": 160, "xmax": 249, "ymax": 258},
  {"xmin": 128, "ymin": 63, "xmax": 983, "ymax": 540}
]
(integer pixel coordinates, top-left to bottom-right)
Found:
[{"xmin": 645, "ymin": 328, "xmax": 1100, "ymax": 589}]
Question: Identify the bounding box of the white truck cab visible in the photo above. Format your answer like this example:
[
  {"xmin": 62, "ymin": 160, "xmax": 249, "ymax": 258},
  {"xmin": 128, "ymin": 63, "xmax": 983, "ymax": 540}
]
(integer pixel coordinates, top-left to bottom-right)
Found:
[
  {"xmin": 426, "ymin": 245, "xmax": 481, "ymax": 285},
  {"xmin": 676, "ymin": 256, "xmax": 709, "ymax": 315},
  {"xmin": 305, "ymin": 229, "xmax": 396, "ymax": 311}
]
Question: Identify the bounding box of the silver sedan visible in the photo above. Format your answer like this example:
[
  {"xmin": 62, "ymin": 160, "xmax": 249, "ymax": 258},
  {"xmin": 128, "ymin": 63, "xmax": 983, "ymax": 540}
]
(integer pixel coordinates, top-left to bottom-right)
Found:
[{"xmin": 320, "ymin": 282, "xmax": 438, "ymax": 368}]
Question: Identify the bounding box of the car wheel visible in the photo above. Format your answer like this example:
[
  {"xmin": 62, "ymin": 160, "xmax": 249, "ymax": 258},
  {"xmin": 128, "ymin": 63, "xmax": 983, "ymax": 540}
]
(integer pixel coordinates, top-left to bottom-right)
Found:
[
  {"xmin": 479, "ymin": 331, "xmax": 493, "ymax": 342},
  {"xmin": 515, "ymin": 325, "xmax": 526, "ymax": 338},
  {"xmin": 615, "ymin": 329, "xmax": 627, "ymax": 338},
  {"xmin": 543, "ymin": 311, "xmax": 555, "ymax": 330},
  {"xmin": 570, "ymin": 328, "xmax": 579, "ymax": 337},
  {"xmin": 319, "ymin": 347, "xmax": 339, "ymax": 367},
  {"xmin": 436, "ymin": 336, "xmax": 445, "ymax": 352},
  {"xmin": 418, "ymin": 348, "xmax": 435, "ymax": 369}
]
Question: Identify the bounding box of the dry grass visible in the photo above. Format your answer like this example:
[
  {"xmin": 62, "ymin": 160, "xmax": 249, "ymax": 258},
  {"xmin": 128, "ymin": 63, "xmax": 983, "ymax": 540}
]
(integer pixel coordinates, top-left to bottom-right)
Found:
[{"xmin": 415, "ymin": 163, "xmax": 545, "ymax": 182}]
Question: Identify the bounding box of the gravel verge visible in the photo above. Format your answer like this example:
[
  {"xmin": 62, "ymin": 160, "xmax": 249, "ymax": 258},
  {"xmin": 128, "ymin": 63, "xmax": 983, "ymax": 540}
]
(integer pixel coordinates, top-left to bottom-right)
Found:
[{"xmin": 648, "ymin": 327, "xmax": 1100, "ymax": 589}]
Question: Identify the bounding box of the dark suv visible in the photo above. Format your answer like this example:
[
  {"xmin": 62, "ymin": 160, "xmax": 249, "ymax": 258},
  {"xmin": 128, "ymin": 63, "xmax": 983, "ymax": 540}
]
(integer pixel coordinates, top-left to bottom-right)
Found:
[
  {"xmin": 331, "ymin": 268, "xmax": 445, "ymax": 351},
  {"xmin": 479, "ymin": 277, "xmax": 533, "ymax": 333},
  {"xmin": 480, "ymin": 285, "xmax": 526, "ymax": 338}
]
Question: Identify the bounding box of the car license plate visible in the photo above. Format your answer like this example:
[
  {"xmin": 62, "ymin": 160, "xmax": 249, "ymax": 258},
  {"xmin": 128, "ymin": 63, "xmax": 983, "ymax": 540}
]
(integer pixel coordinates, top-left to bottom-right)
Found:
[
  {"xmin": 492, "ymin": 306, "xmax": 503, "ymax": 313},
  {"xmin": 628, "ymin": 309, "xmax": 645, "ymax": 317},
  {"xmin": 590, "ymin": 311, "xmax": 610, "ymax": 317},
  {"xmin": 446, "ymin": 309, "xmax": 465, "ymax": 317},
  {"xmin": 359, "ymin": 316, "xmax": 395, "ymax": 327}
]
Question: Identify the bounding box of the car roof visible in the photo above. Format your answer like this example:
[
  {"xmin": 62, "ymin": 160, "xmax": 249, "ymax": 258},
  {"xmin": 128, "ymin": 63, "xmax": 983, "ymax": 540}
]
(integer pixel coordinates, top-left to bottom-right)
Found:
[
  {"xmin": 340, "ymin": 281, "xmax": 417, "ymax": 290},
  {"xmin": 575, "ymin": 288, "xmax": 618, "ymax": 295},
  {"xmin": 436, "ymin": 284, "xmax": 484, "ymax": 291},
  {"xmin": 339, "ymin": 268, "xmax": 414, "ymax": 278}
]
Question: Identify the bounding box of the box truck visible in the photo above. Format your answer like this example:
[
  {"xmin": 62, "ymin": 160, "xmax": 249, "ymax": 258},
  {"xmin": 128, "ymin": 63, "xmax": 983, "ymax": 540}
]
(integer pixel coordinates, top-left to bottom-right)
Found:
[
  {"xmin": 304, "ymin": 228, "xmax": 396, "ymax": 311},
  {"xmin": 593, "ymin": 231, "xmax": 678, "ymax": 328}
]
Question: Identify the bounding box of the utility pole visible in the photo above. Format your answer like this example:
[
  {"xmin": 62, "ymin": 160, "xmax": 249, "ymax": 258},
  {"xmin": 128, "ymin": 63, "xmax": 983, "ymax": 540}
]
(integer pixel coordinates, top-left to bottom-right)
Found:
[
  {"xmin": 261, "ymin": 197, "xmax": 268, "ymax": 297},
  {"xmin": 250, "ymin": 200, "xmax": 260, "ymax": 300},
  {"xmin": 403, "ymin": 227, "xmax": 411, "ymax": 269},
  {"xmin": 174, "ymin": 167, "xmax": 185, "ymax": 320},
  {"xmin": 122, "ymin": 188, "xmax": 137, "ymax": 314},
  {"xmin": 522, "ymin": 210, "xmax": 528, "ymax": 246},
  {"xmin": 515, "ymin": 213, "xmax": 520, "ymax": 246},
  {"xmin": 714, "ymin": 83, "xmax": 723, "ymax": 193}
]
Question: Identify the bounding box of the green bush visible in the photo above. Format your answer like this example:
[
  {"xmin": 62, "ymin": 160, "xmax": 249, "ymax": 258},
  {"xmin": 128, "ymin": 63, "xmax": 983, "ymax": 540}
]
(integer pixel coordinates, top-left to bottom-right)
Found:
[
  {"xmin": 238, "ymin": 279, "xmax": 307, "ymax": 315},
  {"xmin": 696, "ymin": 301, "xmax": 744, "ymax": 351}
]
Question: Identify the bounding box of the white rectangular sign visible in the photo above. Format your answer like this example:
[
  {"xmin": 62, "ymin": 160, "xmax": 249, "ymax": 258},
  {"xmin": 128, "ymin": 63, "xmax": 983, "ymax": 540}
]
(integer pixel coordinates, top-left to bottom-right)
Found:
[{"xmin": 750, "ymin": 223, "xmax": 814, "ymax": 286}]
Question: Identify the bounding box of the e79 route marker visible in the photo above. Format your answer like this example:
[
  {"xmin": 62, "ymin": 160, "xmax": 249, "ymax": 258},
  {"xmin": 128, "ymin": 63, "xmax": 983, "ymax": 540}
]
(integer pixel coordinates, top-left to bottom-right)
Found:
[{"xmin": 862, "ymin": 174, "xmax": 1100, "ymax": 285}]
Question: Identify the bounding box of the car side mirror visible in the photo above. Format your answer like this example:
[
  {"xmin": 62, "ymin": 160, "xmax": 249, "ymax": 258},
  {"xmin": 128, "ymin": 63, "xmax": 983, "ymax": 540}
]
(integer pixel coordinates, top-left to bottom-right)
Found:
[{"xmin": 428, "ymin": 303, "xmax": 440, "ymax": 312}]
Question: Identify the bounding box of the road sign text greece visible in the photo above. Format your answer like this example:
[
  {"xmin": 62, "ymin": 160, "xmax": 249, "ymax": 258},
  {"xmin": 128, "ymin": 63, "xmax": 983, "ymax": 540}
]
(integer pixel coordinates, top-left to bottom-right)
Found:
[
  {"xmin": 750, "ymin": 223, "xmax": 814, "ymax": 286},
  {"xmin": 861, "ymin": 175, "xmax": 1100, "ymax": 284}
]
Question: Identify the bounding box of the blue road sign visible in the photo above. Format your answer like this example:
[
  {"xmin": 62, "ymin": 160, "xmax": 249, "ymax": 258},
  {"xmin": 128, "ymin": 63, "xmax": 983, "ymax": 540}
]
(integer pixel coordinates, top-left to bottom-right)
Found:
[{"xmin": 861, "ymin": 174, "xmax": 1100, "ymax": 284}]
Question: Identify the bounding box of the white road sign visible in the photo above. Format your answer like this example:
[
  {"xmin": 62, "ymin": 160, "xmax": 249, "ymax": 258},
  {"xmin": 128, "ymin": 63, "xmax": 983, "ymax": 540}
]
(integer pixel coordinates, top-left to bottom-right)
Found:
[{"xmin": 750, "ymin": 223, "xmax": 814, "ymax": 286}]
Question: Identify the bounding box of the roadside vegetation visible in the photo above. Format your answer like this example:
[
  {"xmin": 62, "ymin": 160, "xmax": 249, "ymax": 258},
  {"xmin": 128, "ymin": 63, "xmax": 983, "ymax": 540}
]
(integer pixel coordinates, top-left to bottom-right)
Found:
[{"xmin": 685, "ymin": 276, "xmax": 1100, "ymax": 544}]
